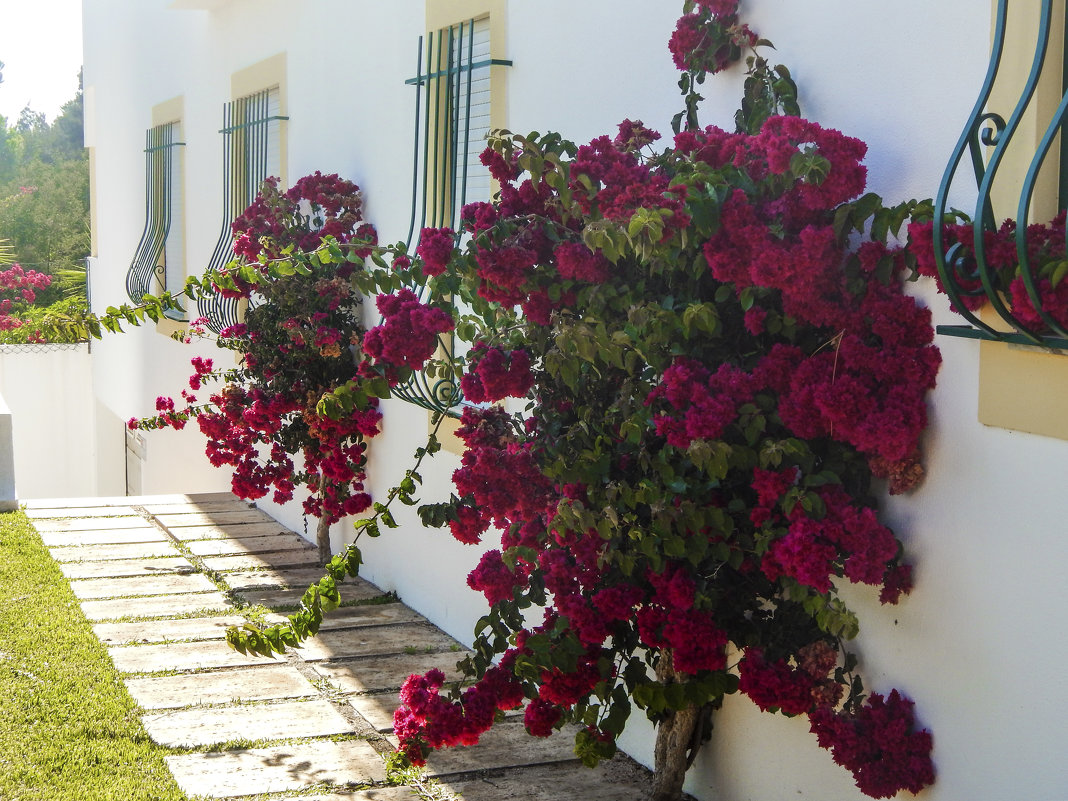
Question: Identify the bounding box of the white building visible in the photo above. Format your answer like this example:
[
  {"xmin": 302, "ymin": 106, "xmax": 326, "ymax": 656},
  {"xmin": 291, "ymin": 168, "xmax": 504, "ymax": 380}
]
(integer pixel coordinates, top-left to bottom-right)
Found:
[{"xmin": 81, "ymin": 2, "xmax": 1068, "ymax": 799}]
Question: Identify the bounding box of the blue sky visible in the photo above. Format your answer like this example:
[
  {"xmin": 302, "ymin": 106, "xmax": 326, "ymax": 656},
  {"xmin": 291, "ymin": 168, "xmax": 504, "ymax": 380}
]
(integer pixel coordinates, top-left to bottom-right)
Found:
[{"xmin": 0, "ymin": 0, "xmax": 83, "ymax": 124}]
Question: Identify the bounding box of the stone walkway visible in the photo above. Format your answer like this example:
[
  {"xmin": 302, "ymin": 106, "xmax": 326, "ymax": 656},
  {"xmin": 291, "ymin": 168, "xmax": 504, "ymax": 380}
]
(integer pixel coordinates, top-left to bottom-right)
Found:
[{"xmin": 24, "ymin": 493, "xmax": 657, "ymax": 801}]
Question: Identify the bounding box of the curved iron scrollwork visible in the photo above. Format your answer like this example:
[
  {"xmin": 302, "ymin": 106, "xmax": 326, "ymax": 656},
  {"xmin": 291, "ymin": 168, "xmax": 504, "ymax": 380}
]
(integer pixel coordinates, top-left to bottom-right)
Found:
[
  {"xmin": 391, "ymin": 368, "xmax": 462, "ymax": 415},
  {"xmin": 934, "ymin": 0, "xmax": 1068, "ymax": 349}
]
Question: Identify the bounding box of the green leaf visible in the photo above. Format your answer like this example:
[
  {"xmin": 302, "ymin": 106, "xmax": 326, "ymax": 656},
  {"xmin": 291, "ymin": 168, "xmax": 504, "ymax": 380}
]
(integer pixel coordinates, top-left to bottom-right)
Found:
[{"xmin": 1051, "ymin": 260, "xmax": 1068, "ymax": 289}]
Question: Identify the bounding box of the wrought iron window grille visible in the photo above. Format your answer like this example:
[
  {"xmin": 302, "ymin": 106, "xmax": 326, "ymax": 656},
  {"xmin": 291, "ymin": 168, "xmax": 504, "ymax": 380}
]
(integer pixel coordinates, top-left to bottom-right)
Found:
[
  {"xmin": 200, "ymin": 88, "xmax": 288, "ymax": 333},
  {"xmin": 394, "ymin": 18, "xmax": 511, "ymax": 415},
  {"xmin": 127, "ymin": 123, "xmax": 185, "ymax": 310},
  {"xmin": 403, "ymin": 18, "xmax": 511, "ymax": 247},
  {"xmin": 934, "ymin": 0, "xmax": 1068, "ymax": 350}
]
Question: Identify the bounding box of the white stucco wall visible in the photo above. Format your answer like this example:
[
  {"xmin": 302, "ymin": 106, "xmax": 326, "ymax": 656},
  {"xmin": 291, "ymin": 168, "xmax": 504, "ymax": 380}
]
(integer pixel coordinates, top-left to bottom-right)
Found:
[
  {"xmin": 81, "ymin": 2, "xmax": 1068, "ymax": 800},
  {"xmin": 0, "ymin": 344, "xmax": 107, "ymax": 498}
]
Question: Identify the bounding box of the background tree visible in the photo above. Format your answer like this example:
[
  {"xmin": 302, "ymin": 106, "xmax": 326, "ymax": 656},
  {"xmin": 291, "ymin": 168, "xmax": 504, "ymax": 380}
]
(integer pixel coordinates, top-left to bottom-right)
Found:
[
  {"xmin": 0, "ymin": 83, "xmax": 88, "ymax": 276},
  {"xmin": 0, "ymin": 72, "xmax": 89, "ymax": 338}
]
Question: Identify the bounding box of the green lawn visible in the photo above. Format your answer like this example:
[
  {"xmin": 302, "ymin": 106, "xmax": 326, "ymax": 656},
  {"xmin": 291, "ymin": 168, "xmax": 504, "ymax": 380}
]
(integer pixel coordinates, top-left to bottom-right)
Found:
[{"xmin": 0, "ymin": 510, "xmax": 187, "ymax": 801}]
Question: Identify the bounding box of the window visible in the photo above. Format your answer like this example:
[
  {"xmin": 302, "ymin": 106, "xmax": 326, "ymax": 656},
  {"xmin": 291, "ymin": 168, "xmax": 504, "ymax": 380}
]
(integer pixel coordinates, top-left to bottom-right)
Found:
[
  {"xmin": 398, "ymin": 4, "xmax": 510, "ymax": 441},
  {"xmin": 200, "ymin": 55, "xmax": 288, "ymax": 332},
  {"xmin": 405, "ymin": 7, "xmax": 509, "ymax": 245},
  {"xmin": 127, "ymin": 116, "xmax": 184, "ymax": 312}
]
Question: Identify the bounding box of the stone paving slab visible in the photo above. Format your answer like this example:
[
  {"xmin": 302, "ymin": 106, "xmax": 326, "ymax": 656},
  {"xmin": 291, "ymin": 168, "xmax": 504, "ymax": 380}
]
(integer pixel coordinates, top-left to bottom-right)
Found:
[
  {"xmin": 165, "ymin": 740, "xmax": 388, "ymax": 798},
  {"xmin": 38, "ymin": 527, "xmax": 166, "ymax": 547},
  {"xmin": 143, "ymin": 500, "xmax": 255, "ymax": 515},
  {"xmin": 23, "ymin": 492, "xmax": 237, "ymax": 509},
  {"xmin": 126, "ymin": 664, "xmax": 317, "ymax": 710},
  {"xmin": 414, "ymin": 721, "xmax": 578, "ymax": 777},
  {"xmin": 436, "ymin": 759, "xmax": 656, "ymax": 801},
  {"xmin": 59, "ymin": 556, "xmax": 194, "ymax": 580},
  {"xmin": 334, "ymin": 577, "xmax": 391, "ymax": 603},
  {"xmin": 93, "ymin": 614, "xmax": 247, "ymax": 646},
  {"xmin": 223, "ymin": 568, "xmax": 331, "ymax": 592},
  {"xmin": 298, "ymin": 790, "xmax": 421, "ymax": 801},
  {"xmin": 236, "ymin": 588, "xmax": 313, "ymax": 609},
  {"xmin": 80, "ymin": 591, "xmax": 232, "ymax": 622},
  {"xmin": 48, "ymin": 540, "xmax": 181, "ymax": 562},
  {"xmin": 142, "ymin": 699, "xmax": 355, "ymax": 747},
  {"xmin": 237, "ymin": 577, "xmax": 387, "ymax": 610},
  {"xmin": 265, "ymin": 603, "xmax": 425, "ymax": 632},
  {"xmin": 294, "ymin": 623, "xmax": 460, "ymax": 662},
  {"xmin": 32, "ymin": 516, "xmax": 152, "ymax": 532},
  {"xmin": 320, "ymin": 650, "xmax": 467, "ymax": 699},
  {"xmin": 155, "ymin": 509, "xmax": 277, "ymax": 527},
  {"xmin": 187, "ymin": 532, "xmax": 313, "ymax": 556},
  {"xmin": 24, "ymin": 505, "xmax": 140, "ymax": 518},
  {"xmin": 347, "ymin": 693, "xmax": 405, "ymax": 733},
  {"xmin": 108, "ymin": 639, "xmax": 284, "ymax": 673},
  {"xmin": 203, "ymin": 549, "xmax": 321, "ymax": 571},
  {"xmin": 69, "ymin": 572, "xmax": 219, "ymax": 600},
  {"xmin": 170, "ymin": 521, "xmax": 294, "ymax": 541}
]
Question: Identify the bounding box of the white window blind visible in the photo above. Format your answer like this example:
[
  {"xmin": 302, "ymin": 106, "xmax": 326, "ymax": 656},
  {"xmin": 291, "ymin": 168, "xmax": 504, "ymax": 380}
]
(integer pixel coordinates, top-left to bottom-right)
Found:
[{"xmin": 452, "ymin": 17, "xmax": 492, "ymax": 207}]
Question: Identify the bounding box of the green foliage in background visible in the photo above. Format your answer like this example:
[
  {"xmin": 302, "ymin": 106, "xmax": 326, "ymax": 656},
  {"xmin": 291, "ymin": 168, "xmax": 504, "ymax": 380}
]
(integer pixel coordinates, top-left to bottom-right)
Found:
[{"xmin": 0, "ymin": 74, "xmax": 90, "ymax": 340}]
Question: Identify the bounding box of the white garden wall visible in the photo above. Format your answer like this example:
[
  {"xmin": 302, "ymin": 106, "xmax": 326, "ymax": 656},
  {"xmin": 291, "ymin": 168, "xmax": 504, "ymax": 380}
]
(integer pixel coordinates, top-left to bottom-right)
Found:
[
  {"xmin": 81, "ymin": 2, "xmax": 1068, "ymax": 799},
  {"xmin": 0, "ymin": 343, "xmax": 123, "ymax": 498}
]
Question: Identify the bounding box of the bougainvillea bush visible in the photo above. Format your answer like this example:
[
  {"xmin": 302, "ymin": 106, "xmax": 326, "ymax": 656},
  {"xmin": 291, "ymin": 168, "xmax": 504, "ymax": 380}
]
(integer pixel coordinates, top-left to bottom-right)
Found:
[
  {"xmin": 130, "ymin": 172, "xmax": 382, "ymax": 561},
  {"xmin": 220, "ymin": 9, "xmax": 939, "ymax": 801},
  {"xmin": 376, "ymin": 123, "xmax": 937, "ymax": 799}
]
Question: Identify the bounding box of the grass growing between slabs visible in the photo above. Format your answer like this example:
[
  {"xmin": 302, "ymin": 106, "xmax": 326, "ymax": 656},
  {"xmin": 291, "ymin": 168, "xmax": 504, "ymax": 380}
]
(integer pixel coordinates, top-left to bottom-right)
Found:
[{"xmin": 0, "ymin": 510, "xmax": 187, "ymax": 801}]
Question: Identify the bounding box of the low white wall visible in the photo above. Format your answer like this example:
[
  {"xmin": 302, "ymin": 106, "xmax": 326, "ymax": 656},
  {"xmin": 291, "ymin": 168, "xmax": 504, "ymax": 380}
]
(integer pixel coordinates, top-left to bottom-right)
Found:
[{"xmin": 0, "ymin": 343, "xmax": 98, "ymax": 498}]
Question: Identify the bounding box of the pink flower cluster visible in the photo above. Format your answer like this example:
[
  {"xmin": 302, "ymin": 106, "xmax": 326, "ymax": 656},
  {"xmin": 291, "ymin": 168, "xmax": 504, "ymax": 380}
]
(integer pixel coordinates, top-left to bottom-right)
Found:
[
  {"xmin": 739, "ymin": 643, "xmax": 841, "ymax": 715},
  {"xmin": 668, "ymin": 0, "xmax": 757, "ymax": 75},
  {"xmin": 0, "ymin": 263, "xmax": 51, "ymax": 303},
  {"xmin": 415, "ymin": 227, "xmax": 455, "ymax": 276},
  {"xmin": 553, "ymin": 242, "xmax": 611, "ymax": 283},
  {"xmin": 647, "ymin": 358, "xmax": 756, "ymax": 449},
  {"xmin": 193, "ymin": 380, "xmax": 380, "ymax": 519},
  {"xmin": 231, "ymin": 172, "xmax": 376, "ymax": 262},
  {"xmin": 394, "ymin": 660, "xmax": 524, "ymax": 766},
  {"xmin": 447, "ymin": 503, "xmax": 491, "ymax": 545},
  {"xmin": 452, "ymin": 414, "xmax": 553, "ymax": 556},
  {"xmin": 670, "ymin": 118, "xmax": 941, "ymax": 490},
  {"xmin": 613, "ymin": 118, "xmax": 661, "ymax": 153},
  {"xmin": 809, "ymin": 691, "xmax": 935, "ymax": 799},
  {"xmin": 570, "ymin": 134, "xmax": 689, "ymax": 233},
  {"xmin": 777, "ymin": 326, "xmax": 940, "ymax": 491},
  {"xmin": 188, "ymin": 357, "xmax": 214, "ymax": 390},
  {"xmin": 362, "ymin": 289, "xmax": 454, "ymax": 379},
  {"xmin": 0, "ymin": 264, "xmax": 52, "ymax": 330},
  {"xmin": 758, "ymin": 485, "xmax": 902, "ymax": 596},
  {"xmin": 459, "ymin": 343, "xmax": 535, "ymax": 403},
  {"xmin": 134, "ymin": 351, "xmax": 380, "ymax": 523},
  {"xmin": 467, "ymin": 549, "xmax": 528, "ymax": 604}
]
